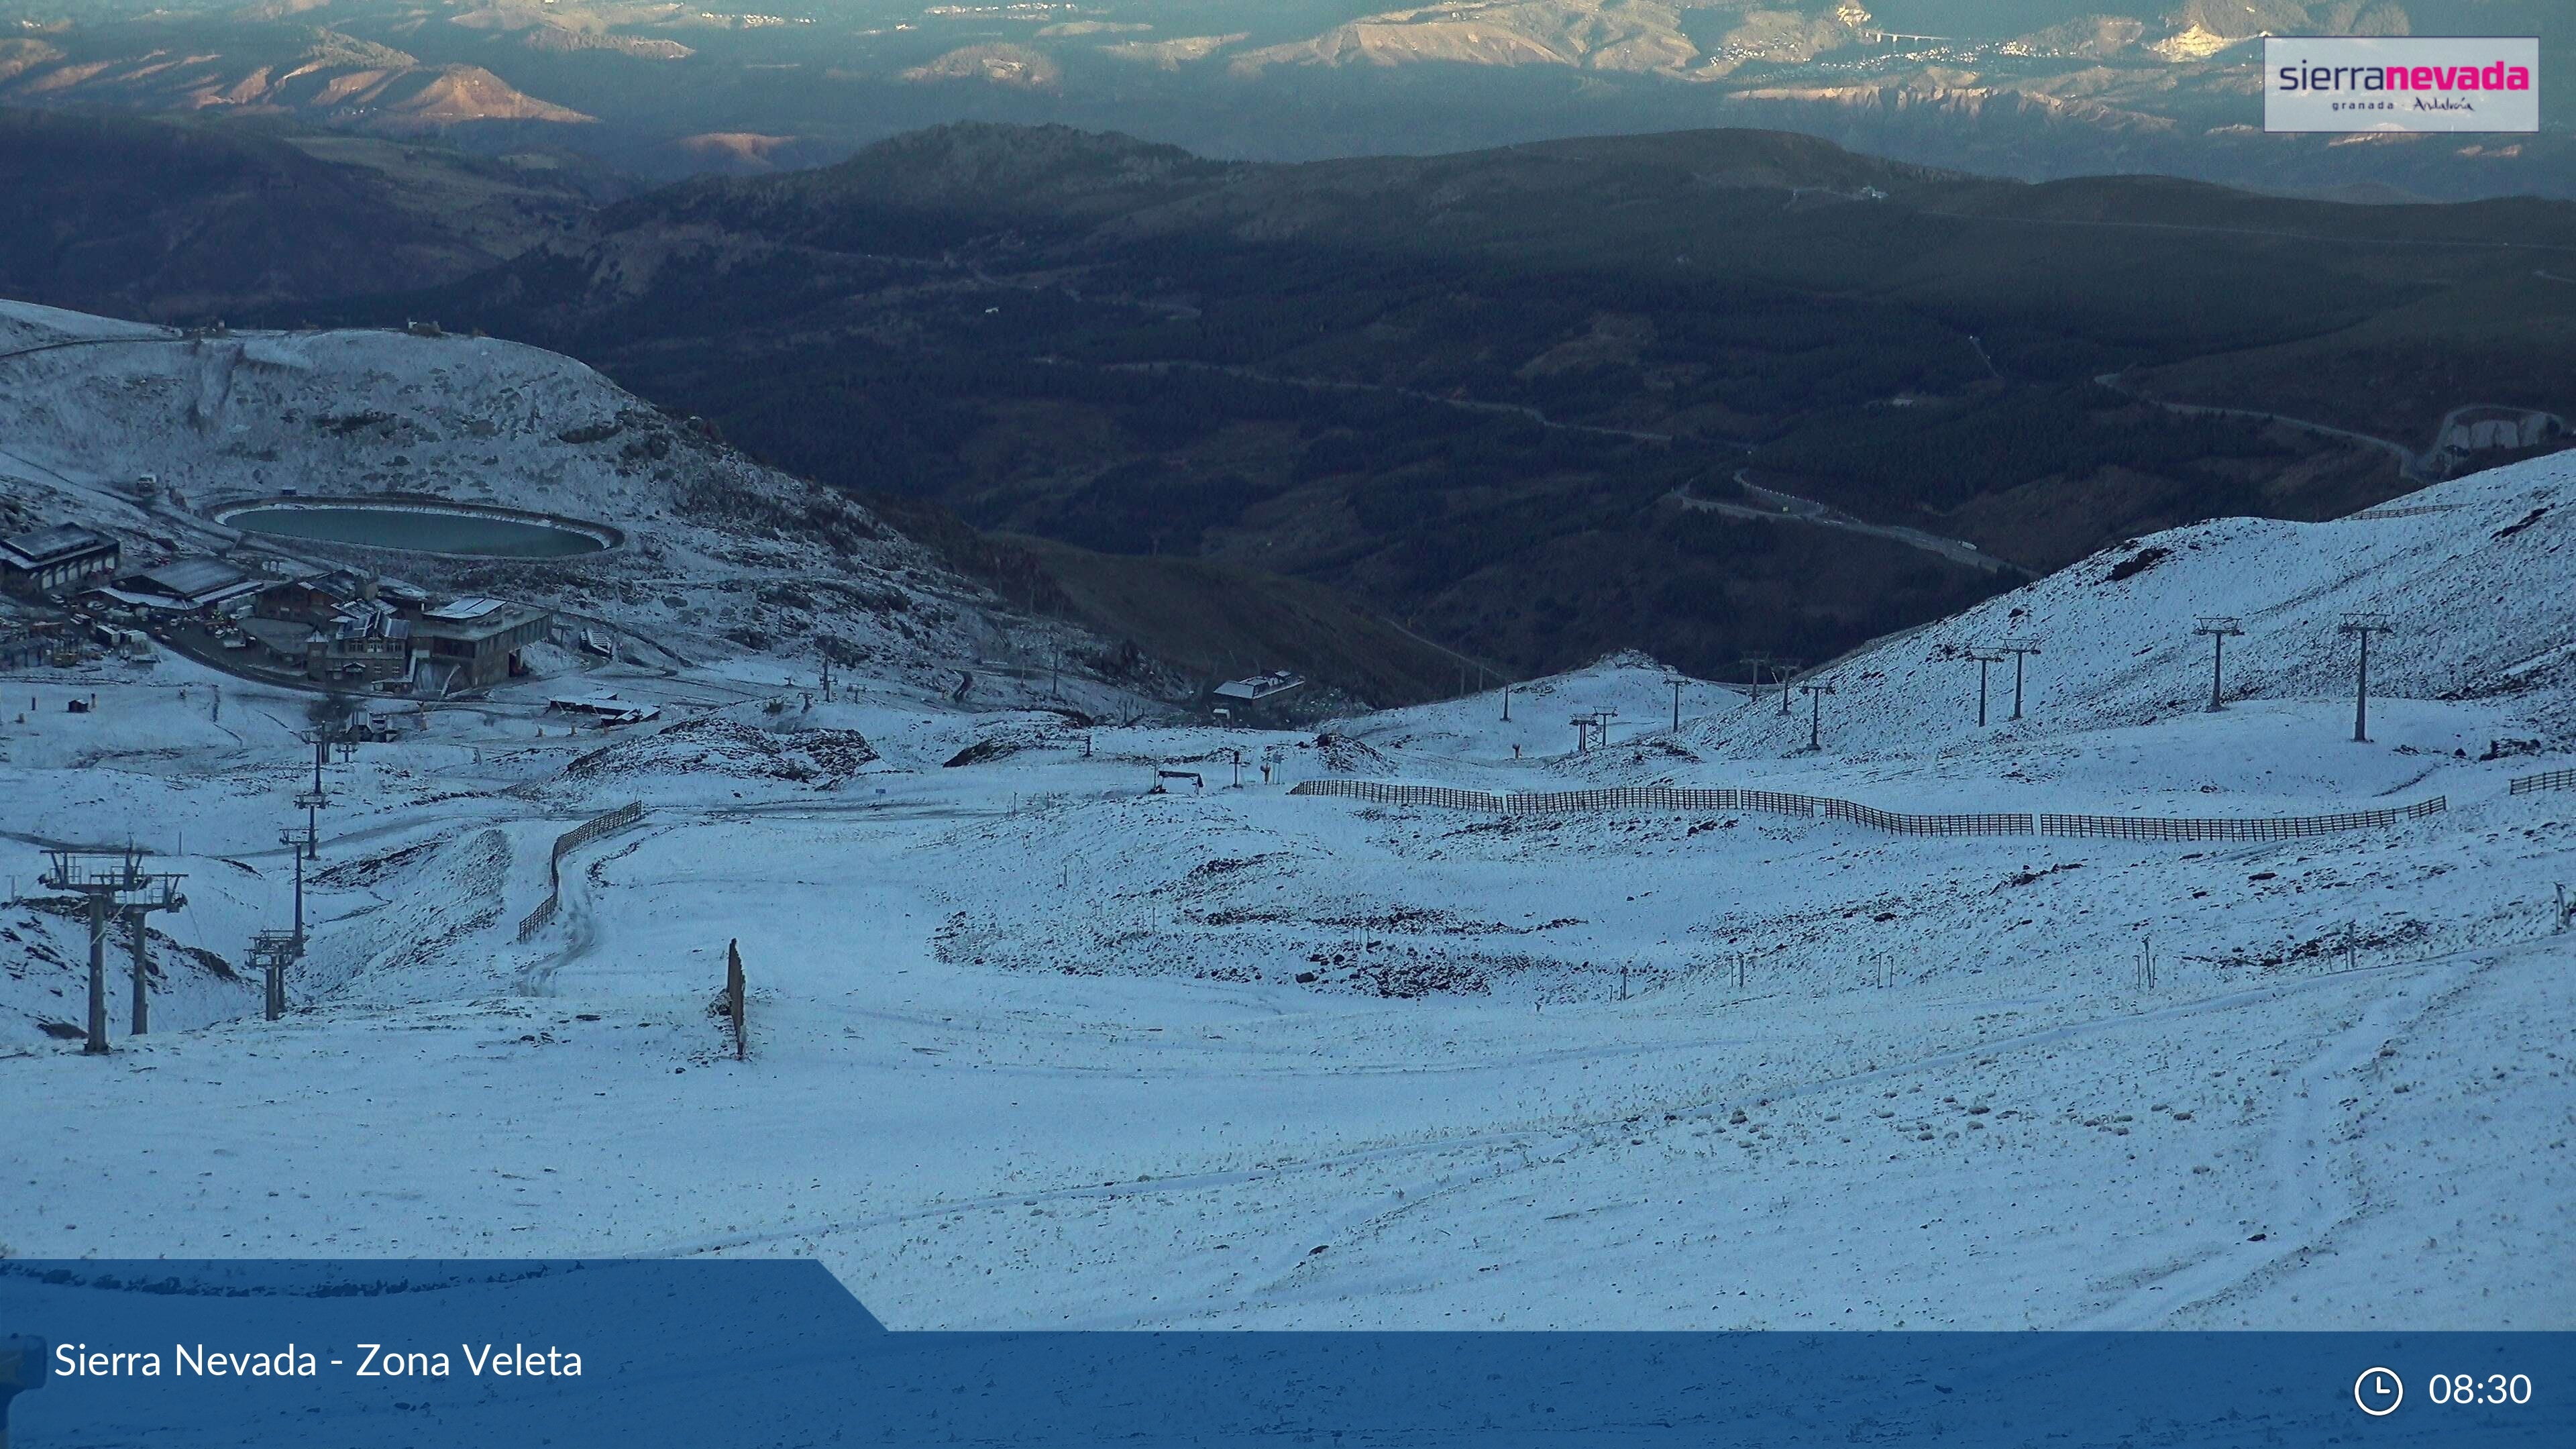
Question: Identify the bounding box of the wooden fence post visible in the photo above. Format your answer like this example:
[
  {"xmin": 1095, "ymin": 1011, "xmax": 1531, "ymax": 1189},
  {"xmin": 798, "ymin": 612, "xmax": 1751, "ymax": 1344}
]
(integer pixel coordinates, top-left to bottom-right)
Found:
[{"xmin": 727, "ymin": 938, "xmax": 746, "ymax": 1061}]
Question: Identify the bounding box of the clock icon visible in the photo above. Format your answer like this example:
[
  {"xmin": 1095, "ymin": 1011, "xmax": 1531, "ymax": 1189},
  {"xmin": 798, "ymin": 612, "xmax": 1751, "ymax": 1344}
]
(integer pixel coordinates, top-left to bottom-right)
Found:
[{"xmin": 2355, "ymin": 1366, "xmax": 2404, "ymax": 1417}]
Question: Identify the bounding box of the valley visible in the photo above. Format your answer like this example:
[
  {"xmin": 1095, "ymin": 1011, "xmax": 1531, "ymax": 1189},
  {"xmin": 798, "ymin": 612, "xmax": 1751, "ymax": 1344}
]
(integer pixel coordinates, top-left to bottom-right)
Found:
[
  {"xmin": 339, "ymin": 122, "xmax": 2571, "ymax": 685},
  {"xmin": 2, "ymin": 9, "xmax": 2573, "ymax": 1431},
  {"xmin": 3, "ymin": 292, "xmax": 2570, "ymax": 1335}
]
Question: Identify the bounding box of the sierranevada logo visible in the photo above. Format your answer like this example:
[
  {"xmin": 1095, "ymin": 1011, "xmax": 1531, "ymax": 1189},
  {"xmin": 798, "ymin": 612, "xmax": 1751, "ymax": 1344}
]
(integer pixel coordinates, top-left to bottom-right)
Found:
[{"xmin": 2263, "ymin": 37, "xmax": 2538, "ymax": 133}]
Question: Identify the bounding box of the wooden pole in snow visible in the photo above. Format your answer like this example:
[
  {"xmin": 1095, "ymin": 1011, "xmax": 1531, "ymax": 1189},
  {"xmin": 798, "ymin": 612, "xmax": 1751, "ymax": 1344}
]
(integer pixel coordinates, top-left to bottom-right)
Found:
[{"xmin": 727, "ymin": 938, "xmax": 746, "ymax": 1061}]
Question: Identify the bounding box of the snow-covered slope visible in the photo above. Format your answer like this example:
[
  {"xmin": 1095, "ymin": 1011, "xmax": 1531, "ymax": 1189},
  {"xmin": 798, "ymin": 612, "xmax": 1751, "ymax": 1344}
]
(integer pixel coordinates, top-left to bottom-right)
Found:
[
  {"xmin": 1717, "ymin": 458, "xmax": 2576, "ymax": 760},
  {"xmin": 1710, "ymin": 459, "xmax": 2576, "ymax": 757},
  {"xmin": 3, "ymin": 344, "xmax": 2569, "ymax": 1337},
  {"xmin": 1331, "ymin": 457, "xmax": 2575, "ymax": 823},
  {"xmin": 0, "ymin": 299, "xmax": 1091, "ymax": 695}
]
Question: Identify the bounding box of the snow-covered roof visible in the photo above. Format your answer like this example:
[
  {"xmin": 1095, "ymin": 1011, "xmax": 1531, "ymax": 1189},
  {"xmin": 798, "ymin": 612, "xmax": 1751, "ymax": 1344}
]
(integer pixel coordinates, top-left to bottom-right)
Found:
[
  {"xmin": 547, "ymin": 693, "xmax": 657, "ymax": 720},
  {"xmin": 80, "ymin": 586, "xmax": 171, "ymax": 610},
  {"xmin": 0, "ymin": 523, "xmax": 115, "ymax": 568},
  {"xmin": 1215, "ymin": 671, "xmax": 1306, "ymax": 701},
  {"xmin": 414, "ymin": 598, "xmax": 547, "ymax": 642},
  {"xmin": 325, "ymin": 600, "xmax": 408, "ymax": 641},
  {"xmin": 129, "ymin": 557, "xmax": 254, "ymax": 602}
]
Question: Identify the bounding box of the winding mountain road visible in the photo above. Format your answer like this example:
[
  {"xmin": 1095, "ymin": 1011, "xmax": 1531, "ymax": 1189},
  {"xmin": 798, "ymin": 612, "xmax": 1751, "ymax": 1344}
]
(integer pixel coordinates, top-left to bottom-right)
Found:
[
  {"xmin": 2097, "ymin": 370, "xmax": 2569, "ymax": 488},
  {"xmin": 2094, "ymin": 369, "xmax": 2428, "ymax": 481},
  {"xmin": 1671, "ymin": 472, "xmax": 2035, "ymax": 578},
  {"xmin": 1087, "ymin": 358, "xmax": 1678, "ymax": 443}
]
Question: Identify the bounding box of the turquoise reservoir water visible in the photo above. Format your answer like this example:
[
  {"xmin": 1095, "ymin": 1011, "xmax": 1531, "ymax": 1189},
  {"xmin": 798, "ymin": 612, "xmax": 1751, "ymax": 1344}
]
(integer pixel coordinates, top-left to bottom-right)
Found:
[{"xmin": 225, "ymin": 504, "xmax": 609, "ymax": 558}]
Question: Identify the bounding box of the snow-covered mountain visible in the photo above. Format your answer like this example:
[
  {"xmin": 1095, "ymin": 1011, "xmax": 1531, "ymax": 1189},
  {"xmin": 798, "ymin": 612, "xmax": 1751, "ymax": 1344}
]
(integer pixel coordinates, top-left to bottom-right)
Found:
[
  {"xmin": 1730, "ymin": 464, "xmax": 2576, "ymax": 759},
  {"xmin": 1, "ymin": 330, "xmax": 2568, "ymax": 1335},
  {"xmin": 1340, "ymin": 453, "xmax": 2576, "ymax": 802},
  {"xmin": 0, "ymin": 298, "xmax": 1098, "ymax": 696},
  {"xmin": 0, "ymin": 25, "xmax": 594, "ymax": 135}
]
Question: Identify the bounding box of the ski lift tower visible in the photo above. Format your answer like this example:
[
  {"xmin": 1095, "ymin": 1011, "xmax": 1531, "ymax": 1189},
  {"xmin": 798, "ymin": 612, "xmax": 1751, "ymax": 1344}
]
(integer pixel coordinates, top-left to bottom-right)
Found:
[
  {"xmin": 2340, "ymin": 612, "xmax": 2395, "ymax": 743},
  {"xmin": 1797, "ymin": 679, "xmax": 1837, "ymax": 752},
  {"xmin": 248, "ymin": 929, "xmax": 303, "ymax": 1021},
  {"xmin": 1963, "ymin": 649, "xmax": 2006, "ymax": 727},
  {"xmin": 290, "ymin": 727, "xmax": 343, "ymax": 860},
  {"xmin": 2193, "ymin": 617, "xmax": 2244, "ymax": 712},
  {"xmin": 1772, "ymin": 658, "xmax": 1803, "ymax": 716},
  {"xmin": 1996, "ymin": 639, "xmax": 2042, "ymax": 722},
  {"xmin": 1737, "ymin": 653, "xmax": 1772, "ymax": 708},
  {"xmin": 39, "ymin": 848, "xmax": 186, "ymax": 1053}
]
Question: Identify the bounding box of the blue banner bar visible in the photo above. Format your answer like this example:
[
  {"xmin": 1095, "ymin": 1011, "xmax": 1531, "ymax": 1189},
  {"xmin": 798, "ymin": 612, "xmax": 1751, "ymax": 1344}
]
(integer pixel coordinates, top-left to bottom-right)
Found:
[{"xmin": 3, "ymin": 1262, "xmax": 2565, "ymax": 1446}]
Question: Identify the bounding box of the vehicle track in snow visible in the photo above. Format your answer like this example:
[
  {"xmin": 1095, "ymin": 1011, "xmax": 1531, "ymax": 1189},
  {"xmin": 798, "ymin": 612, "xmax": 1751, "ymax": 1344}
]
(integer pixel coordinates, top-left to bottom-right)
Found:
[
  {"xmin": 513, "ymin": 822, "xmax": 674, "ymax": 998},
  {"xmin": 2080, "ymin": 949, "xmax": 2500, "ymax": 1329},
  {"xmin": 622, "ymin": 942, "xmax": 2493, "ymax": 1276}
]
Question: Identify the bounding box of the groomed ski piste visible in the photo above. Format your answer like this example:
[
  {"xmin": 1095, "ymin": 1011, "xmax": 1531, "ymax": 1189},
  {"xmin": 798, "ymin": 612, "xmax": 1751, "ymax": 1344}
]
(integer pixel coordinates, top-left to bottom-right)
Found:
[{"xmin": 3, "ymin": 300, "xmax": 2571, "ymax": 1332}]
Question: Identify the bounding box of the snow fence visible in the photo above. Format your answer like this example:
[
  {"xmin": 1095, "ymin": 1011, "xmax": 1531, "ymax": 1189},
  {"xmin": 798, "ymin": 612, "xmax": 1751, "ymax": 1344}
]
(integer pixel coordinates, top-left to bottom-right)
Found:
[
  {"xmin": 1291, "ymin": 780, "xmax": 2448, "ymax": 842},
  {"xmin": 2510, "ymin": 767, "xmax": 2576, "ymax": 796},
  {"xmin": 515, "ymin": 801, "xmax": 645, "ymax": 943},
  {"xmin": 2036, "ymin": 797, "xmax": 2445, "ymax": 841}
]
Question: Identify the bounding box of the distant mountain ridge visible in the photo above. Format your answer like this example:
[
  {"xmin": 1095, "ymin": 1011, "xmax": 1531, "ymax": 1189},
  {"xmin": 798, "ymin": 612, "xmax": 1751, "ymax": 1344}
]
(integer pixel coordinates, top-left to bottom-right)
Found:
[
  {"xmin": 333, "ymin": 120, "xmax": 2571, "ymax": 686},
  {"xmin": 623, "ymin": 122, "xmax": 1952, "ymax": 258},
  {"xmin": 13, "ymin": 111, "xmax": 2561, "ymax": 691},
  {"xmin": 0, "ymin": 108, "xmax": 617, "ymax": 321},
  {"xmin": 1152, "ymin": 0, "xmax": 2422, "ymax": 81},
  {"xmin": 0, "ymin": 0, "xmax": 2562, "ymax": 196},
  {"xmin": 0, "ymin": 20, "xmax": 590, "ymax": 136}
]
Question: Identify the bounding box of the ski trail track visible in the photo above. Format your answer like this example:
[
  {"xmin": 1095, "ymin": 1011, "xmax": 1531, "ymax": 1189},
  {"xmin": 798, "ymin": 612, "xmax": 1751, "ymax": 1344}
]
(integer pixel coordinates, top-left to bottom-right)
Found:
[{"xmin": 625, "ymin": 938, "xmax": 2525, "ymax": 1288}]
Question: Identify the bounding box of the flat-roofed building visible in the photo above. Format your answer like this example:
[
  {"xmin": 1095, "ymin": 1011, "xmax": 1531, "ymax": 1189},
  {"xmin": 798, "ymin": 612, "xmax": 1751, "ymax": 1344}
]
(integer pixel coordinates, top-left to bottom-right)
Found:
[
  {"xmin": 117, "ymin": 557, "xmax": 263, "ymax": 613},
  {"xmin": 1, "ymin": 525, "xmax": 119, "ymax": 594},
  {"xmin": 412, "ymin": 597, "xmax": 551, "ymax": 694}
]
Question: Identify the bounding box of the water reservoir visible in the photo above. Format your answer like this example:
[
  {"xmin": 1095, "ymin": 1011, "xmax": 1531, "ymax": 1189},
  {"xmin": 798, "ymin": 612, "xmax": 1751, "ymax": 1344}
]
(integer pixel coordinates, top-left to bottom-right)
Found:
[{"xmin": 219, "ymin": 500, "xmax": 616, "ymax": 558}]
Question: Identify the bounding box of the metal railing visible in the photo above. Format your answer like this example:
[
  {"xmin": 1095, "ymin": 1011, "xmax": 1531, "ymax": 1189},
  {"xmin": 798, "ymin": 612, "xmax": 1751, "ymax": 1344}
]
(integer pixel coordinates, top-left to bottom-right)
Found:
[{"xmin": 515, "ymin": 802, "xmax": 644, "ymax": 943}]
